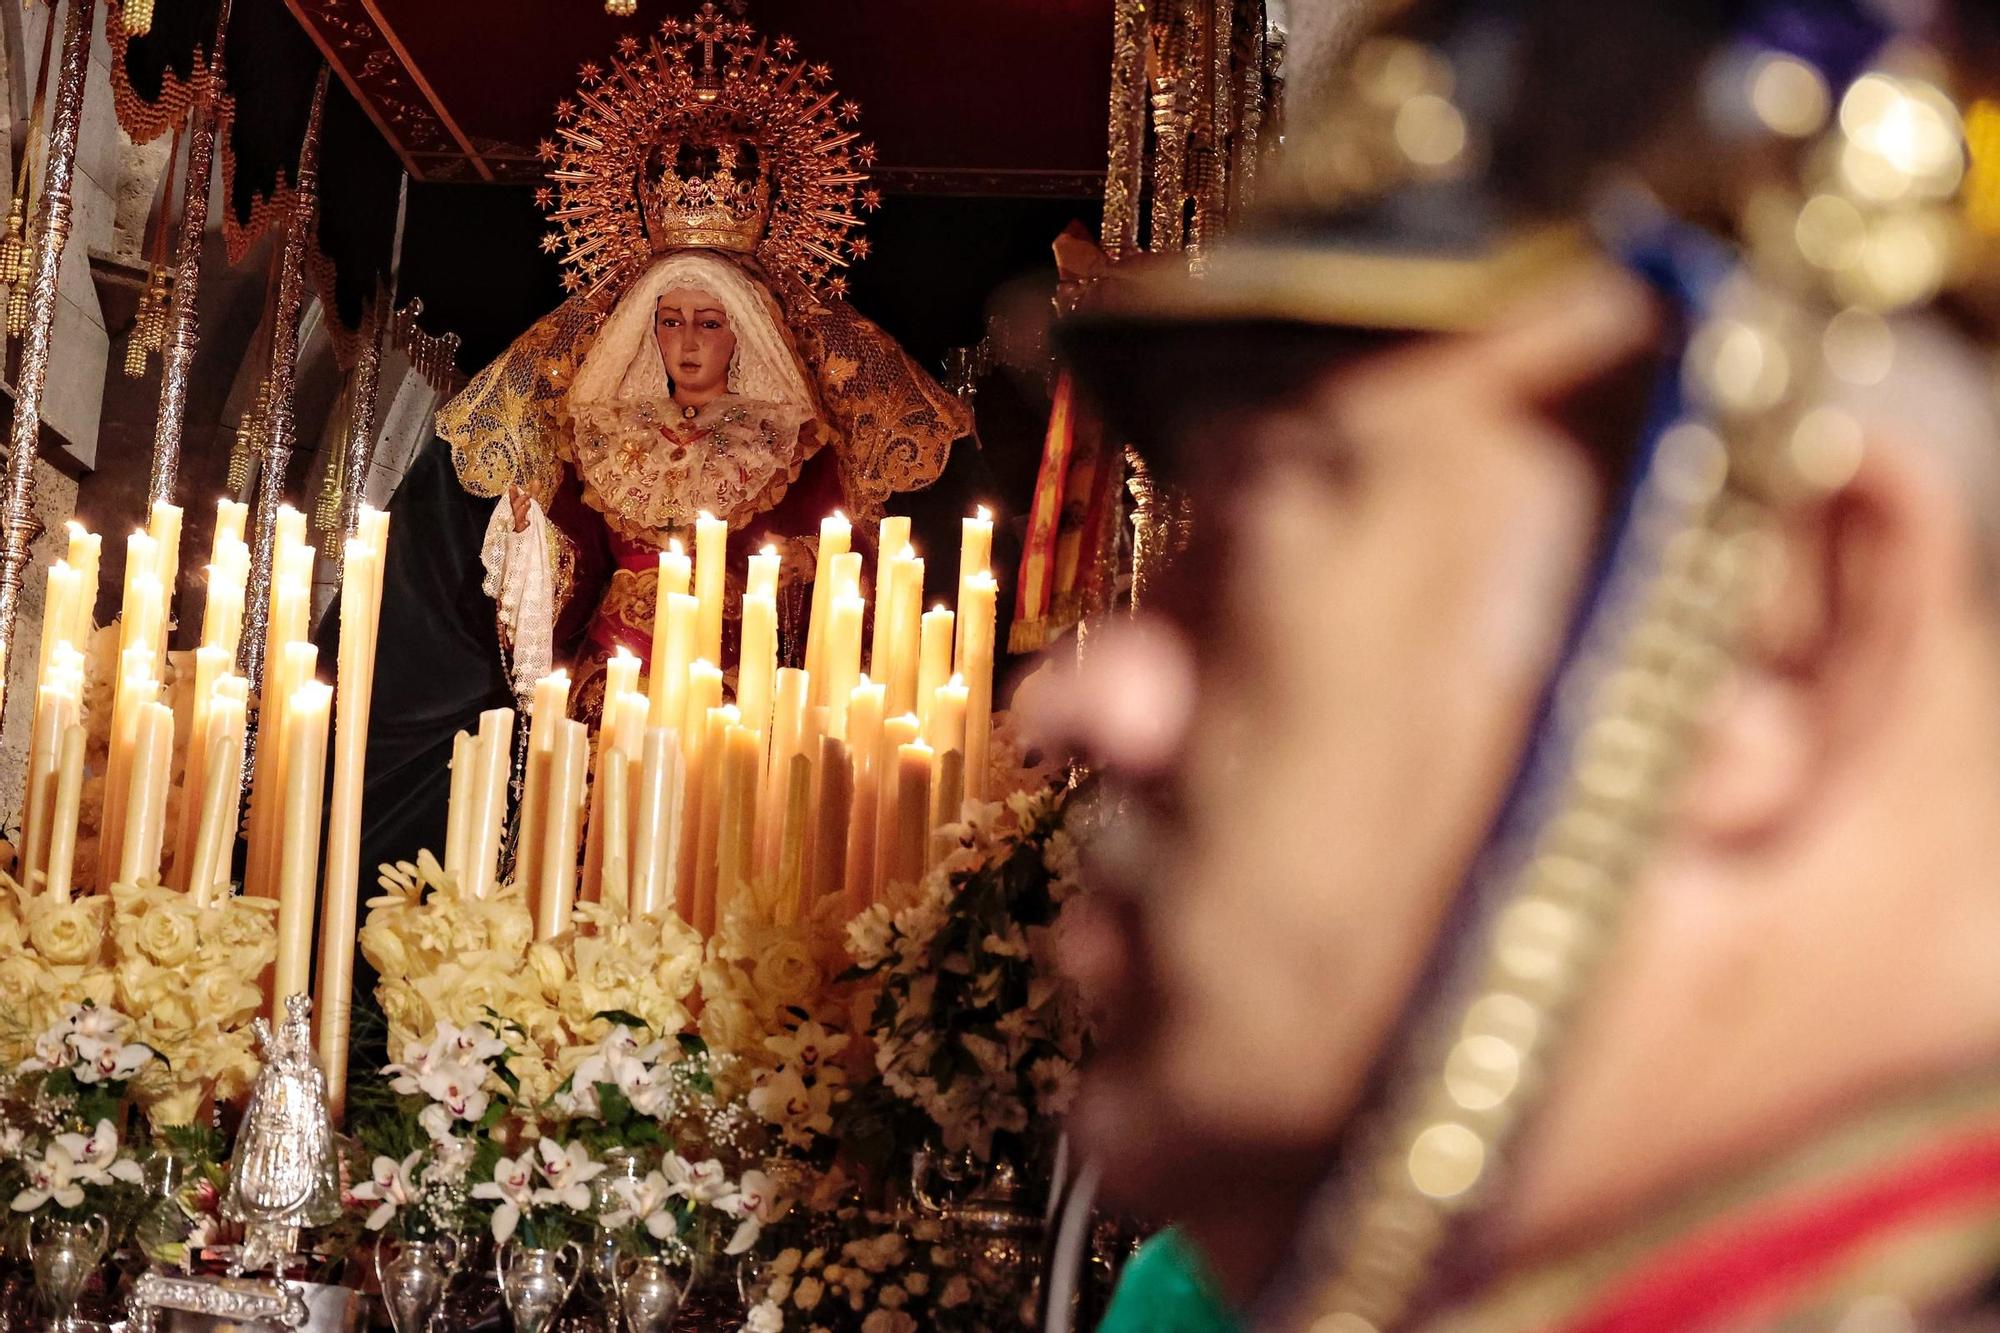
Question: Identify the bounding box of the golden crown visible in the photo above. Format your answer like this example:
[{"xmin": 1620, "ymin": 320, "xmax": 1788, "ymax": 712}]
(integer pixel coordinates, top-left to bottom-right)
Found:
[
  {"xmin": 641, "ymin": 126, "xmax": 773, "ymax": 254},
  {"xmin": 537, "ymin": 3, "xmax": 878, "ymax": 301}
]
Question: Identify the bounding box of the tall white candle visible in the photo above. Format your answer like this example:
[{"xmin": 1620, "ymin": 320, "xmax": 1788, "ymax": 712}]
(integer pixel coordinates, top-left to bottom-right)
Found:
[
  {"xmin": 272, "ymin": 681, "xmax": 333, "ymax": 1018},
  {"xmin": 694, "ymin": 511, "xmax": 727, "ymax": 668}
]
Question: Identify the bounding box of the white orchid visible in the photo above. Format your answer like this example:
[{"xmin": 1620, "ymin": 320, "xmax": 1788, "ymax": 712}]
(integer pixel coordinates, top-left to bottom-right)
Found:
[
  {"xmin": 603, "ymin": 1170, "xmax": 680, "ymax": 1241},
  {"xmin": 560, "ymin": 1026, "xmax": 671, "ymax": 1118},
  {"xmin": 11, "ymin": 1143, "xmax": 82, "ymax": 1211},
  {"xmin": 73, "ymin": 1035, "xmax": 155, "ymax": 1085},
  {"xmin": 349, "ymin": 1151, "xmax": 422, "ymax": 1231},
  {"xmin": 60, "ymin": 1119, "xmax": 144, "ymax": 1187},
  {"xmin": 470, "ymin": 1152, "xmax": 537, "ymax": 1244},
  {"xmin": 660, "ymin": 1154, "xmax": 730, "ymax": 1206},
  {"xmin": 716, "ymin": 1169, "xmax": 789, "ymax": 1256},
  {"xmin": 530, "ymin": 1138, "xmax": 603, "ymax": 1210},
  {"xmin": 417, "ymin": 1062, "xmax": 491, "ymax": 1127},
  {"xmin": 742, "ymin": 1301, "xmax": 784, "ymax": 1333}
]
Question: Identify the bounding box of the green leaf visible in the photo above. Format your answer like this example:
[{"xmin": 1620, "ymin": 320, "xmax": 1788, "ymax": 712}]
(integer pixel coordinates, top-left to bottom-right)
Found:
[{"xmin": 594, "ymin": 1010, "xmax": 652, "ymax": 1033}]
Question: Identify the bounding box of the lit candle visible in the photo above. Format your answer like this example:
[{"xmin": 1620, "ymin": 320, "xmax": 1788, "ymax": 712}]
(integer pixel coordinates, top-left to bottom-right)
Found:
[
  {"xmin": 874, "ymin": 712, "xmax": 920, "ymax": 897},
  {"xmin": 444, "ymin": 730, "xmax": 475, "ymax": 889},
  {"xmin": 885, "ymin": 550, "xmax": 925, "ymax": 717},
  {"xmin": 215, "ymin": 497, "xmax": 248, "ymax": 551},
  {"xmin": 811, "ymin": 733, "xmax": 851, "ymax": 909},
  {"xmin": 605, "ymin": 646, "xmax": 641, "ymax": 706},
  {"xmin": 660, "ymin": 539, "xmax": 691, "ymax": 600},
  {"xmin": 737, "ymin": 592, "xmax": 778, "ymax": 756},
  {"xmin": 806, "ymin": 513, "xmax": 851, "ymax": 704},
  {"xmin": 583, "ymin": 651, "xmax": 642, "ymax": 902},
  {"xmin": 870, "ymin": 517, "xmax": 911, "ymax": 681},
  {"xmin": 928, "ymin": 674, "xmax": 969, "ymax": 758},
  {"xmin": 651, "ymin": 591, "xmax": 698, "ymax": 734},
  {"xmin": 63, "ymin": 523, "xmax": 100, "ymax": 650},
  {"xmin": 629, "ymin": 726, "xmax": 679, "ymax": 918},
  {"xmin": 843, "ymin": 679, "xmax": 885, "ymax": 911},
  {"xmin": 536, "ymin": 718, "xmax": 589, "ymax": 939},
  {"xmin": 747, "ymin": 544, "xmax": 780, "ymax": 603},
  {"xmin": 916, "ymin": 605, "xmax": 954, "ymax": 731},
  {"xmin": 599, "ymin": 748, "xmax": 632, "ymax": 919},
  {"xmin": 42, "ymin": 725, "xmax": 86, "ymax": 903},
  {"xmin": 961, "ymin": 571, "xmax": 998, "ymax": 801},
  {"xmin": 889, "ymin": 740, "xmax": 933, "ymax": 893},
  {"xmin": 516, "ymin": 671, "xmax": 570, "ymax": 907},
  {"xmin": 187, "ymin": 699, "xmax": 246, "ymax": 908},
  {"xmin": 272, "ymin": 680, "xmax": 333, "ymax": 1019},
  {"xmin": 823, "ymin": 594, "xmax": 865, "ymax": 740},
  {"xmin": 832, "ymin": 550, "xmax": 863, "ymax": 600},
  {"xmin": 694, "ymin": 511, "xmax": 727, "ymax": 668},
  {"xmin": 465, "ymin": 707, "xmax": 515, "ymax": 899},
  {"xmin": 100, "ymin": 649, "xmax": 157, "ymax": 889},
  {"xmin": 119, "ymin": 702, "xmax": 174, "ymax": 886},
  {"xmin": 170, "ymin": 645, "xmax": 234, "ymax": 887},
  {"xmin": 148, "ymin": 502, "xmax": 182, "ymax": 643},
  {"xmin": 319, "ymin": 525, "xmax": 389, "ymax": 1121},
  {"xmin": 36, "ymin": 561, "xmax": 77, "ymax": 686},
  {"xmin": 759, "ymin": 668, "xmax": 811, "ymax": 876},
  {"xmin": 956, "ymin": 506, "xmax": 994, "ymax": 665},
  {"xmin": 20, "ymin": 679, "xmax": 76, "ymax": 890}
]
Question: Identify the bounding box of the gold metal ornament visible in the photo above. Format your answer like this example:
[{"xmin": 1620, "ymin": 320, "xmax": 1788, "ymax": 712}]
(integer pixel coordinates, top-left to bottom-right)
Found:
[
  {"xmin": 122, "ymin": 0, "xmax": 155, "ymax": 38},
  {"xmin": 239, "ymin": 68, "xmax": 328, "ymax": 691},
  {"xmin": 538, "ymin": 2, "xmax": 875, "ymax": 302},
  {"xmin": 604, "ymin": 0, "xmax": 637, "ymax": 14}
]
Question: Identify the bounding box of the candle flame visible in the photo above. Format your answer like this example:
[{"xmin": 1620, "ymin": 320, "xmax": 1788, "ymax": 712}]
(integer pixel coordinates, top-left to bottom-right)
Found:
[
  {"xmin": 65, "ymin": 519, "xmax": 86, "ymax": 537},
  {"xmin": 698, "ymin": 509, "xmax": 717, "ymax": 522},
  {"xmin": 975, "ymin": 505, "xmax": 992, "ymax": 522},
  {"xmin": 761, "ymin": 544, "xmax": 778, "ymax": 557},
  {"xmin": 613, "ymin": 644, "xmax": 638, "ymax": 660},
  {"xmin": 669, "ymin": 539, "xmax": 685, "ymax": 556}
]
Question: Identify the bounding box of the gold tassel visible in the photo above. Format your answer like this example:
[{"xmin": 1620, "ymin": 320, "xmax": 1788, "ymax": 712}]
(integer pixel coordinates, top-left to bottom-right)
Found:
[
  {"xmin": 0, "ymin": 196, "xmax": 28, "ymax": 287},
  {"xmin": 123, "ymin": 0, "xmax": 155, "ymax": 38},
  {"xmin": 605, "ymin": 0, "xmax": 637, "ymax": 14},
  {"xmin": 314, "ymin": 448, "xmax": 342, "ymax": 558}
]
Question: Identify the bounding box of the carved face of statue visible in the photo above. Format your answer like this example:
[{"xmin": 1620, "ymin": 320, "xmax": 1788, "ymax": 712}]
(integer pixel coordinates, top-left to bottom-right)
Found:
[{"xmin": 655, "ymin": 287, "xmax": 737, "ymax": 406}]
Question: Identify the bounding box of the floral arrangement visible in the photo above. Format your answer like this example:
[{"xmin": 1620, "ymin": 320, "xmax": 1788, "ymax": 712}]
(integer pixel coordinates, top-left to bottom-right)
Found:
[
  {"xmin": 843, "ymin": 783, "xmax": 1087, "ymax": 1169},
  {"xmin": 349, "ymin": 744, "xmax": 1086, "ymax": 1329},
  {"xmin": 0, "ymin": 1004, "xmax": 153, "ymax": 1230},
  {"xmin": 108, "ymin": 880, "xmax": 274, "ymax": 1128},
  {"xmin": 359, "ymin": 856, "xmax": 705, "ymax": 1109},
  {"xmin": 741, "ymin": 1214, "xmax": 1019, "ymax": 1332}
]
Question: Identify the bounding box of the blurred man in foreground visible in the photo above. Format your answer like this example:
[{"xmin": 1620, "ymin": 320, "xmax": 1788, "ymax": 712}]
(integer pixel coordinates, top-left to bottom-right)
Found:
[{"xmin": 1040, "ymin": 2, "xmax": 2000, "ymax": 1329}]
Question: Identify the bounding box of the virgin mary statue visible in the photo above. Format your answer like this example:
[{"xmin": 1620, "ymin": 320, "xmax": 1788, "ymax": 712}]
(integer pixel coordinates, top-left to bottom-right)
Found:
[{"xmin": 358, "ymin": 7, "xmax": 970, "ymax": 873}]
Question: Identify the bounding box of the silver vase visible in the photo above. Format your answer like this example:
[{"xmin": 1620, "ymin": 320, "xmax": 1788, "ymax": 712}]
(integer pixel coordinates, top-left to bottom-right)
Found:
[
  {"xmin": 496, "ymin": 1242, "xmax": 579, "ymax": 1333},
  {"xmin": 29, "ymin": 1216, "xmax": 107, "ymax": 1332},
  {"xmin": 376, "ymin": 1237, "xmax": 458, "ymax": 1333},
  {"xmin": 614, "ymin": 1256, "xmax": 687, "ymax": 1333}
]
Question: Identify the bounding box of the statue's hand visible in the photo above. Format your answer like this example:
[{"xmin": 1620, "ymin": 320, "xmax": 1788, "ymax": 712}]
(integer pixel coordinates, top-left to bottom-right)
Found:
[{"xmin": 508, "ymin": 485, "xmax": 532, "ymax": 533}]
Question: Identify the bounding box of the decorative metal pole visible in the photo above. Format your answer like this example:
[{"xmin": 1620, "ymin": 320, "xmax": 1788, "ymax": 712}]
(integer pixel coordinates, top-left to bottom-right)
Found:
[
  {"xmin": 1147, "ymin": 20, "xmax": 1192, "ymax": 255},
  {"xmin": 148, "ymin": 0, "xmax": 234, "ymax": 509},
  {"xmin": 238, "ymin": 65, "xmax": 328, "ymax": 690},
  {"xmin": 335, "ymin": 295, "xmax": 385, "ymax": 545},
  {"xmin": 1101, "ymin": 0, "xmax": 1148, "ymax": 261},
  {"xmin": 0, "ymin": 0, "xmax": 97, "ymax": 729}
]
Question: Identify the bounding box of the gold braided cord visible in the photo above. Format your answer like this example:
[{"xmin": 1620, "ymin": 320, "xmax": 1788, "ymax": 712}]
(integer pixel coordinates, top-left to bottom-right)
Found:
[{"xmin": 537, "ymin": 2, "xmax": 877, "ymax": 304}]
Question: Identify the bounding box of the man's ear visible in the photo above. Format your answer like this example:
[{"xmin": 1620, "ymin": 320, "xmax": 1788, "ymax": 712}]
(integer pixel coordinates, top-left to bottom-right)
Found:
[{"xmin": 1678, "ymin": 430, "xmax": 1951, "ymax": 849}]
